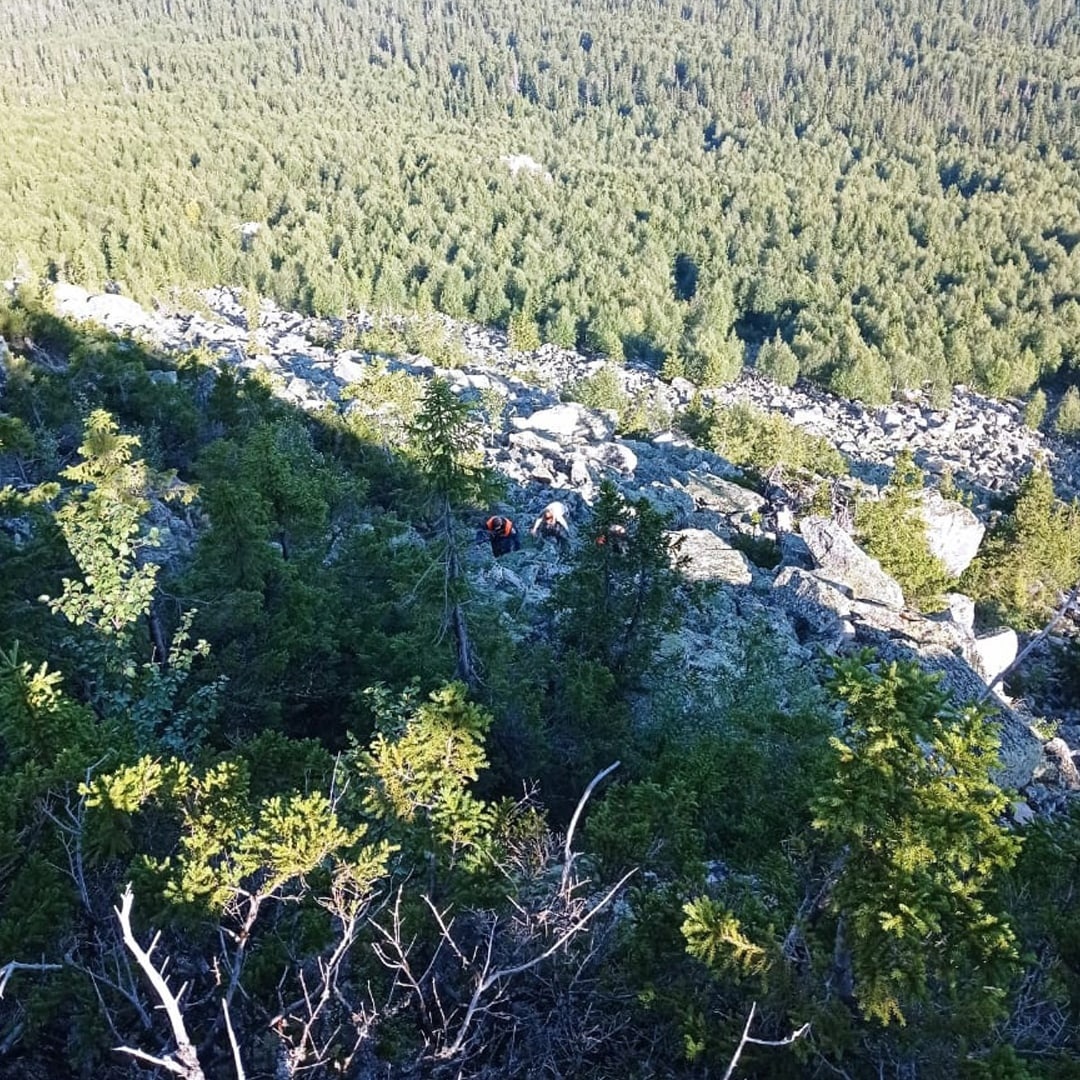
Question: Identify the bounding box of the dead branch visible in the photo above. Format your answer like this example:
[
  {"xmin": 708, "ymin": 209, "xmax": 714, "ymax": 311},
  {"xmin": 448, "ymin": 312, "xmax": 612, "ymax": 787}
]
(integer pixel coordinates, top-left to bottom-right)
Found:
[
  {"xmin": 222, "ymin": 998, "xmax": 246, "ymax": 1080},
  {"xmin": 439, "ymin": 867, "xmax": 637, "ymax": 1059},
  {"xmin": 561, "ymin": 761, "xmax": 620, "ymax": 899},
  {"xmin": 0, "ymin": 960, "xmax": 64, "ymax": 998},
  {"xmin": 721, "ymin": 1001, "xmax": 811, "ymax": 1080},
  {"xmin": 113, "ymin": 883, "xmax": 207, "ymax": 1080}
]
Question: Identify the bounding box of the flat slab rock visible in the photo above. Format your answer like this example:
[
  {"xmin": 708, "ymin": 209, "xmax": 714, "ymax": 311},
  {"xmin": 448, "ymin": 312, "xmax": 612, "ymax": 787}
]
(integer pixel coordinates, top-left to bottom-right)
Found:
[
  {"xmin": 669, "ymin": 529, "xmax": 753, "ymax": 585},
  {"xmin": 799, "ymin": 516, "xmax": 905, "ymax": 610}
]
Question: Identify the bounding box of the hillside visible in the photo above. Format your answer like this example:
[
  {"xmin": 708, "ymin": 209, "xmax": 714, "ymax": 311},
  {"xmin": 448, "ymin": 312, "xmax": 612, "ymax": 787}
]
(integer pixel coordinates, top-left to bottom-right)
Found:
[
  {"xmin": 4, "ymin": 0, "xmax": 1080, "ymax": 1074},
  {"xmin": 2, "ymin": 0, "xmax": 1080, "ymax": 406},
  {"xmin": 2, "ymin": 285, "xmax": 1080, "ymax": 1077}
]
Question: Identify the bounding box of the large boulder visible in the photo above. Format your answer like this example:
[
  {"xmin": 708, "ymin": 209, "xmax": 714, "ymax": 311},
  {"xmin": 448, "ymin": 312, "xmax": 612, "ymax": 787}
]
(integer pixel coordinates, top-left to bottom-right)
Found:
[
  {"xmin": 918, "ymin": 489, "xmax": 985, "ymax": 577},
  {"xmin": 968, "ymin": 627, "xmax": 1018, "ymax": 692},
  {"xmin": 511, "ymin": 403, "xmax": 615, "ymax": 443},
  {"xmin": 799, "ymin": 516, "xmax": 905, "ymax": 609},
  {"xmin": 671, "ymin": 529, "xmax": 753, "ymax": 585},
  {"xmin": 682, "ymin": 471, "xmax": 766, "ymax": 516}
]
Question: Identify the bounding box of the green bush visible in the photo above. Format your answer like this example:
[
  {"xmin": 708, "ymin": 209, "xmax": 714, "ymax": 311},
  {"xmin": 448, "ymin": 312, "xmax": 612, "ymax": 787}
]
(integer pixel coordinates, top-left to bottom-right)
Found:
[
  {"xmin": 1024, "ymin": 388, "xmax": 1048, "ymax": 431},
  {"xmin": 686, "ymin": 400, "xmax": 847, "ymax": 479},
  {"xmin": 755, "ymin": 333, "xmax": 800, "ymax": 387},
  {"xmin": 962, "ymin": 466, "xmax": 1080, "ymax": 629},
  {"xmin": 854, "ymin": 450, "xmax": 955, "ymax": 610},
  {"xmin": 1054, "ymin": 385, "xmax": 1080, "ymax": 437}
]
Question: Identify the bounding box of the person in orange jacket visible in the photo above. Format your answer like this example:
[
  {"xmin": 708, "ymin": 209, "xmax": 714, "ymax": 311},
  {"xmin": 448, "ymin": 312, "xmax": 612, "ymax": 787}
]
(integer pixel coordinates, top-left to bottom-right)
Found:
[{"xmin": 475, "ymin": 514, "xmax": 522, "ymax": 557}]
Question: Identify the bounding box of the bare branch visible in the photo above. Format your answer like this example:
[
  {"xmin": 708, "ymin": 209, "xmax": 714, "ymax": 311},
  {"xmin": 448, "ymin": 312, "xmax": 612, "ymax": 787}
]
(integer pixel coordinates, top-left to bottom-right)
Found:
[
  {"xmin": 721, "ymin": 1001, "xmax": 811, "ymax": 1080},
  {"xmin": 222, "ymin": 998, "xmax": 246, "ymax": 1080},
  {"xmin": 441, "ymin": 867, "xmax": 636, "ymax": 1059},
  {"xmin": 113, "ymin": 883, "xmax": 207, "ymax": 1080},
  {"xmin": 113, "ymin": 1045, "xmax": 191, "ymax": 1076},
  {"xmin": 561, "ymin": 761, "xmax": 620, "ymax": 898},
  {"xmin": 0, "ymin": 960, "xmax": 64, "ymax": 998}
]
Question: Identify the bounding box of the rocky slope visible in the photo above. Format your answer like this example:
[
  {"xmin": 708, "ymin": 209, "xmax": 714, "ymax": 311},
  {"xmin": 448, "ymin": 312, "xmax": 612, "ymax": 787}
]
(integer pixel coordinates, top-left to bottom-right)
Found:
[{"xmin": 40, "ymin": 283, "xmax": 1080, "ymax": 809}]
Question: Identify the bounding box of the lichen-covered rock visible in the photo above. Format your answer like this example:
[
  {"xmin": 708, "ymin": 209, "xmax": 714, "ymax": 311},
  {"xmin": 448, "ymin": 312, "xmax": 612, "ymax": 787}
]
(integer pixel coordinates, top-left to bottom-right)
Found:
[
  {"xmin": 670, "ymin": 529, "xmax": 753, "ymax": 585},
  {"xmin": 799, "ymin": 516, "xmax": 905, "ymax": 609},
  {"xmin": 682, "ymin": 471, "xmax": 766, "ymax": 516},
  {"xmin": 918, "ymin": 489, "xmax": 985, "ymax": 577}
]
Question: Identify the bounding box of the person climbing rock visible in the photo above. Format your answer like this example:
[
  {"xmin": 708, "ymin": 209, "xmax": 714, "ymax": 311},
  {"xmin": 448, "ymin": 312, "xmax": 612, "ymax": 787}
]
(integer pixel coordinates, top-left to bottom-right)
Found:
[
  {"xmin": 476, "ymin": 514, "xmax": 521, "ymax": 557},
  {"xmin": 595, "ymin": 522, "xmax": 629, "ymax": 554},
  {"xmin": 530, "ymin": 500, "xmax": 571, "ymax": 552}
]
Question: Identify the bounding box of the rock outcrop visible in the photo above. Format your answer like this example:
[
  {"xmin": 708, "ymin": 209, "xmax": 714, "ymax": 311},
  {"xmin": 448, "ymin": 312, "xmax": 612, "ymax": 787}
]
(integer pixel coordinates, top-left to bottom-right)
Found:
[{"xmin": 39, "ymin": 283, "xmax": 1073, "ymax": 801}]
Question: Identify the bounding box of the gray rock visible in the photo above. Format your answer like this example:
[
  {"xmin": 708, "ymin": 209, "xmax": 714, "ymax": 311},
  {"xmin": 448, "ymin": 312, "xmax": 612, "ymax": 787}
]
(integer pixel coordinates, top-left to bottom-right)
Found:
[
  {"xmin": 778, "ymin": 531, "xmax": 815, "ymax": 569},
  {"xmin": 799, "ymin": 516, "xmax": 905, "ymax": 609},
  {"xmin": 633, "ymin": 483, "xmax": 696, "ymax": 526},
  {"xmin": 587, "ymin": 442, "xmax": 638, "ymax": 476},
  {"xmin": 683, "ymin": 471, "xmax": 765, "ymax": 516},
  {"xmin": 1044, "ymin": 737, "xmax": 1080, "ymax": 790},
  {"xmin": 671, "ymin": 529, "xmax": 753, "ymax": 585},
  {"xmin": 918, "ymin": 489, "xmax": 984, "ymax": 577},
  {"xmin": 773, "ymin": 566, "xmax": 852, "ymax": 617},
  {"xmin": 333, "ymin": 354, "xmax": 369, "ymax": 383},
  {"xmin": 511, "ymin": 403, "xmax": 594, "ymax": 441},
  {"xmin": 942, "ymin": 592, "xmax": 976, "ymax": 634},
  {"xmin": 969, "ymin": 627, "xmax": 1018, "ymax": 690}
]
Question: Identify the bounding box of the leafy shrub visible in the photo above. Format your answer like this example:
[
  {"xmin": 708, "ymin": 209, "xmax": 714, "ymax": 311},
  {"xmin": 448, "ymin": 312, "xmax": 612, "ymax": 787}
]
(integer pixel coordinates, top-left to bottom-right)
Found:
[
  {"xmin": 563, "ymin": 363, "xmax": 628, "ymax": 418},
  {"xmin": 1024, "ymin": 388, "xmax": 1047, "ymax": 430},
  {"xmin": 755, "ymin": 333, "xmax": 800, "ymax": 387},
  {"xmin": 854, "ymin": 450, "xmax": 955, "ymax": 610},
  {"xmin": 685, "ymin": 400, "xmax": 847, "ymax": 479},
  {"xmin": 962, "ymin": 466, "xmax": 1080, "ymax": 629},
  {"xmin": 1055, "ymin": 385, "xmax": 1080, "ymax": 437}
]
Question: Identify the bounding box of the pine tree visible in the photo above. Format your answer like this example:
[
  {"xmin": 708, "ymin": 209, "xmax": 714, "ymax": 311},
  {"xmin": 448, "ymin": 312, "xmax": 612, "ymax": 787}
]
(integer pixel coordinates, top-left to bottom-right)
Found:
[
  {"xmin": 812, "ymin": 653, "xmax": 1021, "ymax": 1027},
  {"xmin": 408, "ymin": 378, "xmax": 498, "ymax": 687}
]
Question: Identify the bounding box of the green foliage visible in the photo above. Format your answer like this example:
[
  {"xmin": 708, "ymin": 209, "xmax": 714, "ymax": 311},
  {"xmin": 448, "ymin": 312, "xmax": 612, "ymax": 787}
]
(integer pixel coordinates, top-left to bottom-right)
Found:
[
  {"xmin": 508, "ymin": 307, "xmax": 541, "ymax": 352},
  {"xmin": 682, "ymin": 896, "xmax": 769, "ymax": 978},
  {"xmin": 755, "ymin": 333, "xmax": 800, "ymax": 388},
  {"xmin": 1024, "ymin": 388, "xmax": 1048, "ymax": 431},
  {"xmin": 408, "ymin": 377, "xmax": 493, "ymax": 508},
  {"xmin": 586, "ymin": 780, "xmax": 704, "ymax": 883},
  {"xmin": 812, "ymin": 654, "xmax": 1021, "ymax": 1027},
  {"xmin": 341, "ymin": 359, "xmax": 423, "ymax": 450},
  {"xmin": 549, "ymin": 480, "xmax": 683, "ymax": 688},
  {"xmin": 1054, "ymin": 386, "xmax": 1080, "ymax": 437},
  {"xmin": 358, "ymin": 681, "xmax": 499, "ymax": 878},
  {"xmin": 0, "ymin": 645, "xmax": 129, "ymax": 955},
  {"xmin": 686, "ymin": 400, "xmax": 847, "ymax": 479},
  {"xmin": 855, "ymin": 449, "xmax": 955, "ymax": 610},
  {"xmin": 44, "ymin": 410, "xmax": 191, "ymax": 641},
  {"xmin": 84, "ymin": 751, "xmax": 387, "ymax": 913},
  {"xmin": 962, "ymin": 466, "xmax": 1080, "ymax": 629},
  {"xmin": 563, "ymin": 363, "xmax": 628, "ymax": 420}
]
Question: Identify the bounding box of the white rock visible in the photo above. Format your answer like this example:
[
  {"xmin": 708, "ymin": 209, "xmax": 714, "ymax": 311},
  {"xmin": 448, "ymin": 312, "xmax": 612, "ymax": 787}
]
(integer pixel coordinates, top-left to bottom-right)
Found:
[
  {"xmin": 333, "ymin": 354, "xmax": 369, "ymax": 383},
  {"xmin": 588, "ymin": 442, "xmax": 638, "ymax": 476},
  {"xmin": 969, "ymin": 627, "xmax": 1018, "ymax": 689},
  {"xmin": 942, "ymin": 592, "xmax": 976, "ymax": 633},
  {"xmin": 918, "ymin": 489, "xmax": 985, "ymax": 577}
]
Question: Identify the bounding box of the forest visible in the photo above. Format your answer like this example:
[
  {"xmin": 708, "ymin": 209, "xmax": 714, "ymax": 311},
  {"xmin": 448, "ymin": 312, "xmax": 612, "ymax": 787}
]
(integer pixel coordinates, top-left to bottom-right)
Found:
[
  {"xmin": 1, "ymin": 0, "xmax": 1080, "ymax": 406},
  {"xmin": 2, "ymin": 0, "xmax": 1080, "ymax": 1076}
]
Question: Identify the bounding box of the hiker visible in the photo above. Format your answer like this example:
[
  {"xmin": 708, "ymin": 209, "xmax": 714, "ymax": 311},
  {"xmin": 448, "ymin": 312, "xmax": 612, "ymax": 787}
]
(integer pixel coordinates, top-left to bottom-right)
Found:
[
  {"xmin": 595, "ymin": 522, "xmax": 629, "ymax": 554},
  {"xmin": 530, "ymin": 500, "xmax": 571, "ymax": 552},
  {"xmin": 475, "ymin": 514, "xmax": 521, "ymax": 558}
]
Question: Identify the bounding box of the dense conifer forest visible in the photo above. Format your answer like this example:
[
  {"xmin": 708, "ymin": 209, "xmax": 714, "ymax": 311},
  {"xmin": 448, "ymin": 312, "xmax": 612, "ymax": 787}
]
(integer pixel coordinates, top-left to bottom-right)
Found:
[
  {"xmin": 3, "ymin": 1, "xmax": 1080, "ymax": 1078},
  {"xmin": 2, "ymin": 0, "xmax": 1080, "ymax": 402}
]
